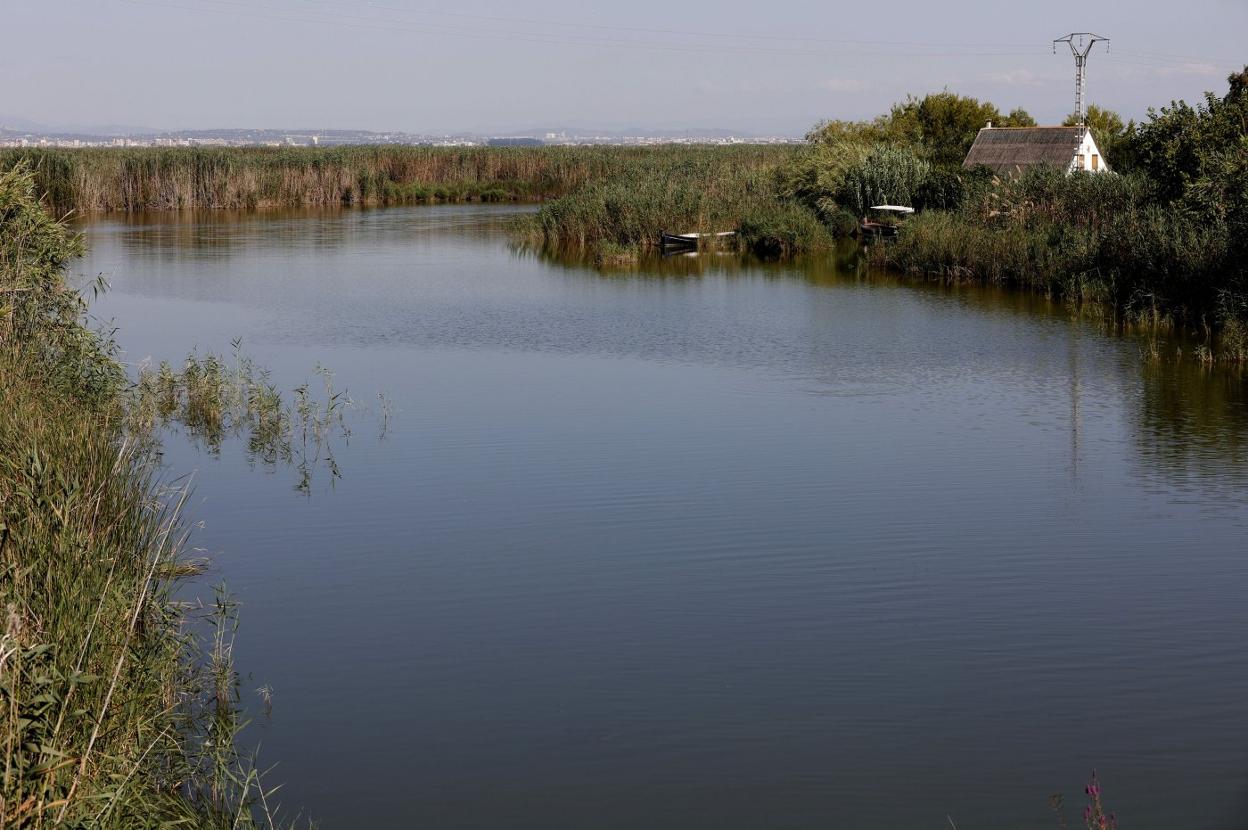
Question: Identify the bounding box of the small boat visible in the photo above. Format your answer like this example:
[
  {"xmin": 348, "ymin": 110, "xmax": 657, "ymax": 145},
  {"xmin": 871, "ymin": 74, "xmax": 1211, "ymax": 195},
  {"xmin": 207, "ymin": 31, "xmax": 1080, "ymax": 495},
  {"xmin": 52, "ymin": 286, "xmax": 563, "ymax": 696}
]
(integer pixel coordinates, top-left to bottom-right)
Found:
[
  {"xmin": 660, "ymin": 230, "xmax": 736, "ymax": 255},
  {"xmin": 856, "ymin": 205, "xmax": 914, "ymax": 240}
]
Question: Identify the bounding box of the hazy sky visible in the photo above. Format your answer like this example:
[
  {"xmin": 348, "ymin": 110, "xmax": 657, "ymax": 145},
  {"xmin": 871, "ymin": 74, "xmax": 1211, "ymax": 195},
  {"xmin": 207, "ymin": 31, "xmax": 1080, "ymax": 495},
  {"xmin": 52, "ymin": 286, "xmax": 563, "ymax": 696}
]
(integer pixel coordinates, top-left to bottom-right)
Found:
[{"xmin": 4, "ymin": 0, "xmax": 1245, "ymax": 135}]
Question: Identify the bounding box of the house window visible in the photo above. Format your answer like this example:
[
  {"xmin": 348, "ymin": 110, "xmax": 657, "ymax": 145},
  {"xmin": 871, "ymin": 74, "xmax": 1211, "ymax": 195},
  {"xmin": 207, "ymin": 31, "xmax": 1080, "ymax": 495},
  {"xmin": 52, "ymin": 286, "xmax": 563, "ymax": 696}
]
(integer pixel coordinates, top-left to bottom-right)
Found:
[
  {"xmin": 1076, "ymin": 153, "xmax": 1085, "ymax": 169},
  {"xmin": 1091, "ymin": 154, "xmax": 1100, "ymax": 171}
]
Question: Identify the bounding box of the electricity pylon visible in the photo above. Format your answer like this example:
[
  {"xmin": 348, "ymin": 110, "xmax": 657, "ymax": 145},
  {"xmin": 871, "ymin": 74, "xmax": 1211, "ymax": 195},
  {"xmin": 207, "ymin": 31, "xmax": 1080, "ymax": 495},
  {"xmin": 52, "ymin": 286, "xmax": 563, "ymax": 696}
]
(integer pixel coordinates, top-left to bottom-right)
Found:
[{"xmin": 1053, "ymin": 33, "xmax": 1110, "ymax": 125}]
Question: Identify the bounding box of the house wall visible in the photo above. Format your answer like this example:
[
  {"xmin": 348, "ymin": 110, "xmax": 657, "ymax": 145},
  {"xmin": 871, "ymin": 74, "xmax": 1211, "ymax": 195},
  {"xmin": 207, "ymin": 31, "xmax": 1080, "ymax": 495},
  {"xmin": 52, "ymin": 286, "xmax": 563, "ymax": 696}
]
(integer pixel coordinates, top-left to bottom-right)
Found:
[{"xmin": 1068, "ymin": 129, "xmax": 1110, "ymax": 174}]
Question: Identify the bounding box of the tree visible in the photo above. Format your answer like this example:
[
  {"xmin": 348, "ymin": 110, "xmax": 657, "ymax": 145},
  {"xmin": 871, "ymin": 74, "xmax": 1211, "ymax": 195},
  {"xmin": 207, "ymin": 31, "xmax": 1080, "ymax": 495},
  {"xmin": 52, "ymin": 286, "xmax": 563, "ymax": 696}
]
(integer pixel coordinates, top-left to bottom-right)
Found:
[
  {"xmin": 1120, "ymin": 65, "xmax": 1248, "ymax": 200},
  {"xmin": 805, "ymin": 118, "xmax": 889, "ymax": 145},
  {"xmin": 807, "ymin": 92, "xmax": 1034, "ymax": 165},
  {"xmin": 1063, "ymin": 104, "xmax": 1128, "ymax": 169},
  {"xmin": 881, "ymin": 91, "xmax": 1032, "ymax": 165},
  {"xmin": 781, "ymin": 136, "xmax": 872, "ymax": 219},
  {"xmin": 835, "ymin": 146, "xmax": 931, "ymax": 215},
  {"xmin": 1007, "ymin": 107, "xmax": 1037, "ymax": 127}
]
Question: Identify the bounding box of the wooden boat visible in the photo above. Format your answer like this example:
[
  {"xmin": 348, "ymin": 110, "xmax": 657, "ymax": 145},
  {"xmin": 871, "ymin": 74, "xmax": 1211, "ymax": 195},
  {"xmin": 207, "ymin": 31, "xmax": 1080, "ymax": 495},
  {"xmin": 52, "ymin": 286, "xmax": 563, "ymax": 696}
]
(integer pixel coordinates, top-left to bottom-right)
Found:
[
  {"xmin": 660, "ymin": 233, "xmax": 699, "ymax": 254},
  {"xmin": 660, "ymin": 230, "xmax": 736, "ymax": 255},
  {"xmin": 857, "ymin": 221, "xmax": 899, "ymax": 238},
  {"xmin": 855, "ymin": 205, "xmax": 914, "ymax": 240}
]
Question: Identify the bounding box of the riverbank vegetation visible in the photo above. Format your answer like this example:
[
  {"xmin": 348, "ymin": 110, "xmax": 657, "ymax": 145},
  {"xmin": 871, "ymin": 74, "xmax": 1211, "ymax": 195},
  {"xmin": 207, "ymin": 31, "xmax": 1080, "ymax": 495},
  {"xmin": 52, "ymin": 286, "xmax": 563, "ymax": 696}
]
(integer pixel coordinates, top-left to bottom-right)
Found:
[
  {"xmin": 5, "ymin": 67, "xmax": 1245, "ymax": 355},
  {"xmin": 0, "ymin": 144, "xmax": 793, "ymax": 215},
  {"xmin": 522, "ymin": 68, "xmax": 1247, "ymax": 356},
  {"xmin": 0, "ymin": 165, "xmax": 293, "ymax": 827},
  {"xmin": 513, "ymin": 146, "xmax": 833, "ymax": 261},
  {"xmin": 517, "ymin": 90, "xmax": 1042, "ymax": 261},
  {"xmin": 132, "ymin": 349, "xmax": 358, "ymax": 493},
  {"xmin": 870, "ymin": 68, "xmax": 1248, "ymax": 360},
  {"xmin": 752, "ymin": 71, "xmax": 1244, "ymax": 359}
]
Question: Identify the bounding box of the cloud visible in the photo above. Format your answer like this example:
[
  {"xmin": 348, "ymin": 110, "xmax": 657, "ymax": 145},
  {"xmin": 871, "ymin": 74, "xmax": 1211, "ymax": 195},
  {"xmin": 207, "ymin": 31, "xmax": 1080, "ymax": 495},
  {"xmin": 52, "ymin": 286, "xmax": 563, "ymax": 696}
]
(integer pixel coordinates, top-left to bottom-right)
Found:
[
  {"xmin": 1154, "ymin": 62, "xmax": 1221, "ymax": 77},
  {"xmin": 820, "ymin": 78, "xmax": 867, "ymax": 93},
  {"xmin": 1115, "ymin": 62, "xmax": 1223, "ymax": 81}
]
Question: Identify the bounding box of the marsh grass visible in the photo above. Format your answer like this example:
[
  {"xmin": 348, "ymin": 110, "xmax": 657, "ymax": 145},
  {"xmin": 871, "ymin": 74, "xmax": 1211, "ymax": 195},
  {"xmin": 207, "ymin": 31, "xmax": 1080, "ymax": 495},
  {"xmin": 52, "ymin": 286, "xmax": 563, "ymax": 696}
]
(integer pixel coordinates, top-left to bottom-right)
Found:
[
  {"xmin": 737, "ymin": 203, "xmax": 833, "ymax": 258},
  {"xmin": 6, "ymin": 143, "xmax": 836, "ymax": 264},
  {"xmin": 1, "ymin": 163, "xmax": 301, "ymax": 827},
  {"xmin": 0, "ymin": 354, "xmax": 300, "ymax": 828},
  {"xmin": 869, "ymin": 166, "xmax": 1248, "ymax": 359},
  {"xmin": 515, "ymin": 149, "xmax": 834, "ymax": 261},
  {"xmin": 132, "ymin": 344, "xmax": 358, "ymax": 493},
  {"xmin": 1, "ymin": 145, "xmax": 796, "ymax": 214}
]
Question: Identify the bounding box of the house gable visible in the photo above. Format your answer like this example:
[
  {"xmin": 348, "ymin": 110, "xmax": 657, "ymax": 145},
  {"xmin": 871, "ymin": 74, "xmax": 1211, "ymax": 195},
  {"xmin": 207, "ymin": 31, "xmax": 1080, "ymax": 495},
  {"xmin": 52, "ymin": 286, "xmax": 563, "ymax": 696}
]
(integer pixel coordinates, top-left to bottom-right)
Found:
[
  {"xmin": 1069, "ymin": 129, "xmax": 1109, "ymax": 173},
  {"xmin": 963, "ymin": 126, "xmax": 1110, "ymax": 176}
]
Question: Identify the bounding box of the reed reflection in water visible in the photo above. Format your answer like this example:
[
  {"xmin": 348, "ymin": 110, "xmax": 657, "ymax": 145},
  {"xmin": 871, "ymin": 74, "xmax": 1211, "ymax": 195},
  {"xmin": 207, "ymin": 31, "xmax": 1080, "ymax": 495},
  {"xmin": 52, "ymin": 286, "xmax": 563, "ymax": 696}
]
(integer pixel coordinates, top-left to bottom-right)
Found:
[{"xmin": 78, "ymin": 205, "xmax": 1248, "ymax": 830}]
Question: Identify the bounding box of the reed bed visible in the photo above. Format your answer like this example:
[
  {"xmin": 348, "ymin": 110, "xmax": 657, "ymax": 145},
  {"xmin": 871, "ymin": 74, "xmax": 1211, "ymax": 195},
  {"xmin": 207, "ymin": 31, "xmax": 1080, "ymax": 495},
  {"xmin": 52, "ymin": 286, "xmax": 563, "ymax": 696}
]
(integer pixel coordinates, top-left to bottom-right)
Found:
[
  {"xmin": 1, "ymin": 145, "xmax": 794, "ymax": 215},
  {"xmin": 513, "ymin": 146, "xmax": 835, "ymax": 260},
  {"xmin": 869, "ymin": 165, "xmax": 1246, "ymax": 357},
  {"xmin": 1, "ymin": 164, "xmax": 294, "ymax": 827},
  {"xmin": 861, "ymin": 68, "xmax": 1248, "ymax": 359}
]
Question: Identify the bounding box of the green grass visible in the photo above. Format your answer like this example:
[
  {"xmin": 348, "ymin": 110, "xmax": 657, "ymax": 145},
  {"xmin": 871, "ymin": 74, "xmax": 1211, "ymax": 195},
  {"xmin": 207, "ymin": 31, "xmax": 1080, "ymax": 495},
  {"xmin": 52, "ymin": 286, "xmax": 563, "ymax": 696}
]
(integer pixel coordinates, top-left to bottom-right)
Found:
[{"xmin": 776, "ymin": 69, "xmax": 1248, "ymax": 354}]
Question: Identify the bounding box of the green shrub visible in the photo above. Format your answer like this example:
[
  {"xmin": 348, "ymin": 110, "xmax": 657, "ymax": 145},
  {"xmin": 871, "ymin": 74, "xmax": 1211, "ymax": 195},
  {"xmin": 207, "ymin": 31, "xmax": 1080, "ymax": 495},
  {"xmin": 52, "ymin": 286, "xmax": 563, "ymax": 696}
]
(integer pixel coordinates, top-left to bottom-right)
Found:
[
  {"xmin": 519, "ymin": 150, "xmax": 796, "ymax": 257},
  {"xmin": 835, "ymin": 146, "xmax": 930, "ymax": 216},
  {"xmin": 738, "ymin": 203, "xmax": 832, "ymax": 258}
]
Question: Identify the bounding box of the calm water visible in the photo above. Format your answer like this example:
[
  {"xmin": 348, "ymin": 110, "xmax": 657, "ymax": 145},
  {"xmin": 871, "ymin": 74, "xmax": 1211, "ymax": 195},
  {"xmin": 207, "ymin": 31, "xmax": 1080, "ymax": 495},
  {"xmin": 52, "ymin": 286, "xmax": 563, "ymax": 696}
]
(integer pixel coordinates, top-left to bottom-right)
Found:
[{"xmin": 78, "ymin": 206, "xmax": 1248, "ymax": 829}]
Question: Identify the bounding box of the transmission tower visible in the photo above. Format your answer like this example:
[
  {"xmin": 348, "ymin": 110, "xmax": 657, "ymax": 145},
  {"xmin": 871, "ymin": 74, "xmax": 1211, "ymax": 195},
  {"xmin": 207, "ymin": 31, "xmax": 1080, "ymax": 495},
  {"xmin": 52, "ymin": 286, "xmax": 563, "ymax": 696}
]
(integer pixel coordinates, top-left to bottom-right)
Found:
[{"xmin": 1053, "ymin": 33, "xmax": 1110, "ymax": 125}]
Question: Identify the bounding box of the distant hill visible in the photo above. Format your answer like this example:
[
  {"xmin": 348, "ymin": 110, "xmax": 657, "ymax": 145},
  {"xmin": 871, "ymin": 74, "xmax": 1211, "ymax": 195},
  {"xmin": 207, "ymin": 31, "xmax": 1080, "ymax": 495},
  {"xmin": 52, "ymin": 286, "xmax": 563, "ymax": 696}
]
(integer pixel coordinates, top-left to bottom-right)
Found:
[
  {"xmin": 0, "ymin": 116, "xmax": 158, "ymax": 136},
  {"xmin": 0, "ymin": 115, "xmax": 51, "ymax": 132},
  {"xmin": 1, "ymin": 115, "xmax": 793, "ymax": 147}
]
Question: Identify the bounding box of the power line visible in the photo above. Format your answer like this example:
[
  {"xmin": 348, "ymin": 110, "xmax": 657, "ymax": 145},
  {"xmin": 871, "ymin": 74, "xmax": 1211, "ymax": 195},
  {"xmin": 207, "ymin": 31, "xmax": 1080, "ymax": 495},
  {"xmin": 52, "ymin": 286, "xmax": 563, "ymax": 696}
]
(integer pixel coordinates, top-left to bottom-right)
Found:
[
  {"xmin": 114, "ymin": 0, "xmax": 1055, "ymax": 59},
  {"xmin": 235, "ymin": 0, "xmax": 1248, "ymax": 64},
  {"xmin": 1054, "ymin": 33, "xmax": 1109, "ymax": 124},
  {"xmin": 109, "ymin": 0, "xmax": 1242, "ymax": 73},
  {"xmin": 286, "ymin": 0, "xmax": 1048, "ymax": 50}
]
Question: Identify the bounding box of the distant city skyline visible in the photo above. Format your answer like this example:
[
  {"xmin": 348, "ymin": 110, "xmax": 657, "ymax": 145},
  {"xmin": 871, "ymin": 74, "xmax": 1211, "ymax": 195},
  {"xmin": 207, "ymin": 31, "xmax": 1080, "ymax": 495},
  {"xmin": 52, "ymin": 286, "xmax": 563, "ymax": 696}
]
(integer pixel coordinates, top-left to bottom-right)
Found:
[
  {"xmin": 0, "ymin": 125, "xmax": 799, "ymax": 151},
  {"xmin": 7, "ymin": 0, "xmax": 1246, "ymax": 136},
  {"xmin": 0, "ymin": 119, "xmax": 791, "ymax": 140}
]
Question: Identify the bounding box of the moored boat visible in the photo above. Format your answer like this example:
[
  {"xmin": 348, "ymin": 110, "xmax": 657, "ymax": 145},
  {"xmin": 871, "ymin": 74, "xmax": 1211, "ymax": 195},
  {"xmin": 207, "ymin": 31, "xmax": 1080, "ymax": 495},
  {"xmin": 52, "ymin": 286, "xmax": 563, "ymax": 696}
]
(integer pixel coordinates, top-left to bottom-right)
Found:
[
  {"xmin": 660, "ymin": 230, "xmax": 736, "ymax": 255},
  {"xmin": 855, "ymin": 205, "xmax": 914, "ymax": 240}
]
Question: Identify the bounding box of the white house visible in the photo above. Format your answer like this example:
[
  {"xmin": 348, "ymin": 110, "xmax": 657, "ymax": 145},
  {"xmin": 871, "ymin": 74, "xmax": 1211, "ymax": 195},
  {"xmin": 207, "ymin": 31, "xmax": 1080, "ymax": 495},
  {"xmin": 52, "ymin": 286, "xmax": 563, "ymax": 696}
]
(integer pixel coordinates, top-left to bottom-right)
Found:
[{"xmin": 962, "ymin": 125, "xmax": 1110, "ymax": 176}]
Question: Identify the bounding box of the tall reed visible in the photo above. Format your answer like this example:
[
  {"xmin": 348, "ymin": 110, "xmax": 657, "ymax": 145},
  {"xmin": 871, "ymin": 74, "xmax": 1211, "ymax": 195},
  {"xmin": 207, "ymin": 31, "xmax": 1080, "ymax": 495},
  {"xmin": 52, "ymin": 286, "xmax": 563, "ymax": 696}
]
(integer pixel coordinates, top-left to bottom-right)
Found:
[
  {"xmin": 871, "ymin": 166, "xmax": 1247, "ymax": 358},
  {"xmin": 1, "ymin": 145, "xmax": 796, "ymax": 214},
  {"xmin": 514, "ymin": 148, "xmax": 829, "ymax": 259},
  {"xmin": 132, "ymin": 347, "xmax": 358, "ymax": 493},
  {"xmin": 1, "ymin": 164, "xmax": 294, "ymax": 826}
]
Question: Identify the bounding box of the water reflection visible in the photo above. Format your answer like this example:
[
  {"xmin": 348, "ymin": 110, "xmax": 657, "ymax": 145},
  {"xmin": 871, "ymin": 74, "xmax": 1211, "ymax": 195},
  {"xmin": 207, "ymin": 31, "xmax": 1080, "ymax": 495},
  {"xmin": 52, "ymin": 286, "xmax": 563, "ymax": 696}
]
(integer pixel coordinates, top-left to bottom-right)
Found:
[
  {"xmin": 82, "ymin": 206, "xmax": 1248, "ymax": 499},
  {"xmin": 132, "ymin": 348, "xmax": 374, "ymax": 494},
  {"xmin": 84, "ymin": 206, "xmax": 1248, "ymax": 492},
  {"xmin": 89, "ymin": 206, "xmax": 529, "ymax": 261},
  {"xmin": 76, "ymin": 205, "xmax": 1248, "ymax": 830},
  {"xmin": 1135, "ymin": 359, "xmax": 1248, "ymax": 494}
]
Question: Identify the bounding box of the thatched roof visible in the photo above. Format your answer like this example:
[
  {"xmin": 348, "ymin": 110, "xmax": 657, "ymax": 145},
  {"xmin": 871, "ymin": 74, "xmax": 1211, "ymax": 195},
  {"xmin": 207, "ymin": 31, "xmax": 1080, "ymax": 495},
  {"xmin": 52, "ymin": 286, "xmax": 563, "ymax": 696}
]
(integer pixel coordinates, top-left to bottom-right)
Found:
[{"xmin": 962, "ymin": 126, "xmax": 1086, "ymax": 175}]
